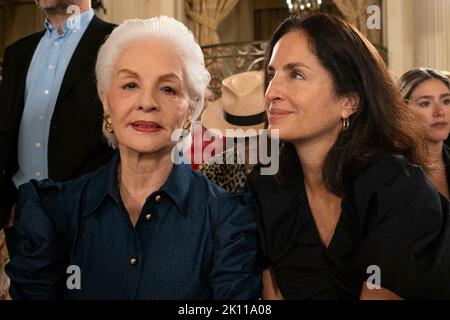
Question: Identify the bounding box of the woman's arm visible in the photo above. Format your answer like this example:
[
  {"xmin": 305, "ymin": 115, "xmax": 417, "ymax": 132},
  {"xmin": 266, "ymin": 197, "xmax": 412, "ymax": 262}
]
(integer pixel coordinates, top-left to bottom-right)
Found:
[
  {"xmin": 354, "ymin": 155, "xmax": 450, "ymax": 299},
  {"xmin": 5, "ymin": 182, "xmax": 69, "ymax": 300},
  {"xmin": 210, "ymin": 192, "xmax": 263, "ymax": 300},
  {"xmin": 262, "ymin": 268, "xmax": 284, "ymax": 300},
  {"xmin": 360, "ymin": 283, "xmax": 403, "ymax": 300}
]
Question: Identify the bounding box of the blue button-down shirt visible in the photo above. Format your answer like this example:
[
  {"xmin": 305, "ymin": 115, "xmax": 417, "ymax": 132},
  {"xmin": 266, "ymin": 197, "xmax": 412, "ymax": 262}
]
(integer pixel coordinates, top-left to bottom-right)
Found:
[
  {"xmin": 12, "ymin": 9, "xmax": 95, "ymax": 188},
  {"xmin": 6, "ymin": 153, "xmax": 262, "ymax": 300}
]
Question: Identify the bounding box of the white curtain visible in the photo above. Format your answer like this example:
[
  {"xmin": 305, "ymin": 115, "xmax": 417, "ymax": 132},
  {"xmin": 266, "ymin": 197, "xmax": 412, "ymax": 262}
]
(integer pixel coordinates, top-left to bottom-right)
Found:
[
  {"xmin": 185, "ymin": 0, "xmax": 239, "ymax": 46},
  {"xmin": 333, "ymin": 0, "xmax": 382, "ymax": 45},
  {"xmin": 333, "ymin": 0, "xmax": 367, "ymax": 29}
]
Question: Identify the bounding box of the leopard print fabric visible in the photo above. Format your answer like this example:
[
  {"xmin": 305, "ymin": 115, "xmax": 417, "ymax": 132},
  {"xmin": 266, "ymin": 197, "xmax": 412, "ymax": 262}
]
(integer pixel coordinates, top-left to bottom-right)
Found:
[
  {"xmin": 200, "ymin": 149, "xmax": 250, "ymax": 193},
  {"xmin": 0, "ymin": 230, "xmax": 10, "ymax": 299}
]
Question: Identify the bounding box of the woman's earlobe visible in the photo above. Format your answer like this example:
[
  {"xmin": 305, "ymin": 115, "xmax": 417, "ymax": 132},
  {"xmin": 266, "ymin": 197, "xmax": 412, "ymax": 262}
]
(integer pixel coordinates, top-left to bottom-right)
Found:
[
  {"xmin": 342, "ymin": 92, "xmax": 360, "ymax": 117},
  {"xmin": 349, "ymin": 92, "xmax": 361, "ymax": 111},
  {"xmin": 100, "ymin": 92, "xmax": 110, "ymax": 114}
]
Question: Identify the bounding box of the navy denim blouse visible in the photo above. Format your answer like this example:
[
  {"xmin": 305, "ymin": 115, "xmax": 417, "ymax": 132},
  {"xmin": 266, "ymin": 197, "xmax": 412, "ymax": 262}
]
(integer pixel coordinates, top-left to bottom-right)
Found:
[{"xmin": 6, "ymin": 153, "xmax": 262, "ymax": 300}]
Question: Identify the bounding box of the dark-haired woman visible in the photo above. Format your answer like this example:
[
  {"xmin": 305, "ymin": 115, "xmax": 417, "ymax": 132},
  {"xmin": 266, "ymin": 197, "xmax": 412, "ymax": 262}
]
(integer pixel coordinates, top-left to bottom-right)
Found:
[
  {"xmin": 398, "ymin": 68, "xmax": 450, "ymax": 200},
  {"xmin": 247, "ymin": 14, "xmax": 450, "ymax": 300}
]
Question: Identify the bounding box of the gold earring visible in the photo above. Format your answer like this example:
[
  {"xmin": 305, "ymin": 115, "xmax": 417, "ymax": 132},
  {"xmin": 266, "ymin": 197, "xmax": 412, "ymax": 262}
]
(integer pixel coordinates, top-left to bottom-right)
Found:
[
  {"xmin": 104, "ymin": 114, "xmax": 114, "ymax": 133},
  {"xmin": 179, "ymin": 119, "xmax": 192, "ymax": 143},
  {"xmin": 342, "ymin": 117, "xmax": 350, "ymax": 131},
  {"xmin": 182, "ymin": 119, "xmax": 191, "ymax": 131}
]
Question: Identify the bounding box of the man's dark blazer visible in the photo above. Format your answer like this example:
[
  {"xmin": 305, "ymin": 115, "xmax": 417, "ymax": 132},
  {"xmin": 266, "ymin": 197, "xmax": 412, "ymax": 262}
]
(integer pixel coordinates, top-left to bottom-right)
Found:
[{"xmin": 0, "ymin": 16, "xmax": 116, "ymax": 228}]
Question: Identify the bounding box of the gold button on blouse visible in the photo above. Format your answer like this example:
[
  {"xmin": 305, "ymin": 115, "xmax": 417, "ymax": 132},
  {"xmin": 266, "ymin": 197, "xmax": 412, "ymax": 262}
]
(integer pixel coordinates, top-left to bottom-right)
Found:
[
  {"xmin": 145, "ymin": 213, "xmax": 153, "ymax": 221},
  {"xmin": 155, "ymin": 195, "xmax": 162, "ymax": 203},
  {"xmin": 130, "ymin": 257, "xmax": 138, "ymax": 266}
]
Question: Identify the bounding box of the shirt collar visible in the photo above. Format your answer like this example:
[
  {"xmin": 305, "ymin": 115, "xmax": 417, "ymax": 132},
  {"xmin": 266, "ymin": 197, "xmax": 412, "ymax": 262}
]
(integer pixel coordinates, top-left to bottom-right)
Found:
[
  {"xmin": 84, "ymin": 152, "xmax": 193, "ymax": 218},
  {"xmin": 44, "ymin": 8, "xmax": 94, "ymax": 38},
  {"xmin": 160, "ymin": 162, "xmax": 193, "ymax": 218}
]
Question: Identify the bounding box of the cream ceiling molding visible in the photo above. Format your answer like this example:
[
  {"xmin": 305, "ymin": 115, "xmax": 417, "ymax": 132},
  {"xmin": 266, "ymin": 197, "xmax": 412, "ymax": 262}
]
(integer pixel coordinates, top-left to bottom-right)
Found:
[{"xmin": 185, "ymin": 0, "xmax": 239, "ymax": 46}]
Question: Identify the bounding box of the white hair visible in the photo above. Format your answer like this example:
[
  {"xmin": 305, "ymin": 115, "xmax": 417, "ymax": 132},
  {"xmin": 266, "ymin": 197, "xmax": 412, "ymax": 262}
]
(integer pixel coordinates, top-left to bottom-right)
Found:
[{"xmin": 96, "ymin": 16, "xmax": 211, "ymax": 149}]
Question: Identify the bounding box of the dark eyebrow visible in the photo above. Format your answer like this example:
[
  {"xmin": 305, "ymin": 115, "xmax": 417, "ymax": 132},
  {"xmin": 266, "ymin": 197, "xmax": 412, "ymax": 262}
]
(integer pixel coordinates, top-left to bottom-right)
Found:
[
  {"xmin": 415, "ymin": 95, "xmax": 433, "ymax": 100},
  {"xmin": 284, "ymin": 62, "xmax": 310, "ymax": 71},
  {"xmin": 415, "ymin": 93, "xmax": 450, "ymax": 101},
  {"xmin": 267, "ymin": 62, "xmax": 310, "ymax": 73}
]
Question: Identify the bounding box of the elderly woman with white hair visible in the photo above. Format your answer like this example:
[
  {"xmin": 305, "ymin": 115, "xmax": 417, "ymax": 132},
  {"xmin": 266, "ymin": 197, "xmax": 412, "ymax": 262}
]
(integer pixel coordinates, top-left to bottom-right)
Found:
[{"xmin": 5, "ymin": 17, "xmax": 262, "ymax": 300}]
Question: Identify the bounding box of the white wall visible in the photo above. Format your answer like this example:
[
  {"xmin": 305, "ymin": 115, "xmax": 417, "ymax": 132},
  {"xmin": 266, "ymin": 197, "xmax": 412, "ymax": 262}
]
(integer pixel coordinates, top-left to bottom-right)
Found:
[
  {"xmin": 384, "ymin": 0, "xmax": 414, "ymax": 80},
  {"xmin": 413, "ymin": 0, "xmax": 450, "ymax": 72},
  {"xmin": 384, "ymin": 0, "xmax": 450, "ymax": 80}
]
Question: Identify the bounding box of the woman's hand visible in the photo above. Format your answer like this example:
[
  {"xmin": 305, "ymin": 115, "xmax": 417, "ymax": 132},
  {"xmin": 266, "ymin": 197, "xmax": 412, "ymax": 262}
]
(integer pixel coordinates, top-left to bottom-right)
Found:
[
  {"xmin": 262, "ymin": 268, "xmax": 285, "ymax": 300},
  {"xmin": 360, "ymin": 283, "xmax": 404, "ymax": 300}
]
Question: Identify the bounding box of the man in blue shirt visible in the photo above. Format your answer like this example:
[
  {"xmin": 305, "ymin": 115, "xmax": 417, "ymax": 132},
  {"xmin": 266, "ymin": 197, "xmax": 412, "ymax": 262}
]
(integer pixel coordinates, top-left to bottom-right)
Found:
[{"xmin": 0, "ymin": 0, "xmax": 116, "ymax": 229}]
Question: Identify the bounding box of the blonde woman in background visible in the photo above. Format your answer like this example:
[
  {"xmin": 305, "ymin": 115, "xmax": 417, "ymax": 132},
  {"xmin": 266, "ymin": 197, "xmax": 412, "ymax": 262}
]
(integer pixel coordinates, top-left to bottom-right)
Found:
[{"xmin": 398, "ymin": 68, "xmax": 450, "ymax": 199}]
